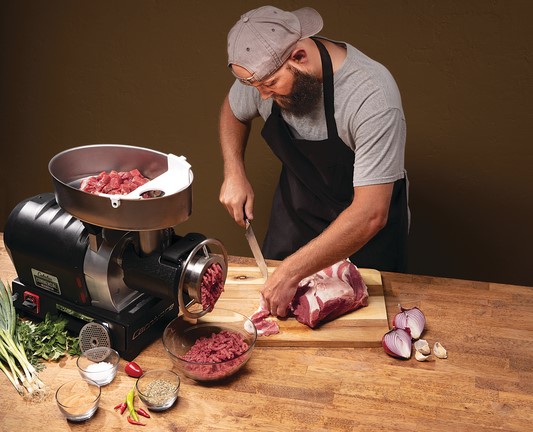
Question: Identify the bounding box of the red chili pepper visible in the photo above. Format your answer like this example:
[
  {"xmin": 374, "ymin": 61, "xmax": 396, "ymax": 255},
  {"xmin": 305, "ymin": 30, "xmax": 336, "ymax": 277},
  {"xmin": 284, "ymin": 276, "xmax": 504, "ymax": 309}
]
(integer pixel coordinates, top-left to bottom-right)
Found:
[
  {"xmin": 127, "ymin": 416, "xmax": 146, "ymax": 426},
  {"xmin": 124, "ymin": 361, "xmax": 143, "ymax": 378},
  {"xmin": 114, "ymin": 402, "xmax": 127, "ymax": 415},
  {"xmin": 136, "ymin": 408, "xmax": 151, "ymax": 418}
]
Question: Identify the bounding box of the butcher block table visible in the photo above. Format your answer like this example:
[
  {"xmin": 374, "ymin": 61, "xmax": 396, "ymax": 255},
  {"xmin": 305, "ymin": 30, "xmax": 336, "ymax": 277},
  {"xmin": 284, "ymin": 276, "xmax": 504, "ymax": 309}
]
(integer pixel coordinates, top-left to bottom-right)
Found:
[{"xmin": 1, "ymin": 233, "xmax": 532, "ymax": 431}]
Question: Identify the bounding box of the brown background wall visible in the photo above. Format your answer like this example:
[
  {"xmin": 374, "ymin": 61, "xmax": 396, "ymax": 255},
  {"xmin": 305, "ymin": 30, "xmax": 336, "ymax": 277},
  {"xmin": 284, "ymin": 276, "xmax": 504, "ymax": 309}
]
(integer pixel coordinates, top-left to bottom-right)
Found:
[{"xmin": 1, "ymin": 1, "xmax": 532, "ymax": 286}]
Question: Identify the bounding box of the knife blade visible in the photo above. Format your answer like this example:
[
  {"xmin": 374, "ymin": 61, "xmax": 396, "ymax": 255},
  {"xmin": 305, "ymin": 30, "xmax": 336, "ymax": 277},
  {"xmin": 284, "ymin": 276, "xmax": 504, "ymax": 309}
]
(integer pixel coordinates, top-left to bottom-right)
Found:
[{"xmin": 244, "ymin": 219, "xmax": 269, "ymax": 279}]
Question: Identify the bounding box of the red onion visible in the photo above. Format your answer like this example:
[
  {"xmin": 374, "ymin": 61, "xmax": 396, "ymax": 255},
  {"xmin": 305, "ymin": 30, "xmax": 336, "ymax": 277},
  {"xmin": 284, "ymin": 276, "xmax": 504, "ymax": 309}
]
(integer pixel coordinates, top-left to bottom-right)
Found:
[
  {"xmin": 381, "ymin": 327, "xmax": 412, "ymax": 359},
  {"xmin": 392, "ymin": 305, "xmax": 426, "ymax": 339}
]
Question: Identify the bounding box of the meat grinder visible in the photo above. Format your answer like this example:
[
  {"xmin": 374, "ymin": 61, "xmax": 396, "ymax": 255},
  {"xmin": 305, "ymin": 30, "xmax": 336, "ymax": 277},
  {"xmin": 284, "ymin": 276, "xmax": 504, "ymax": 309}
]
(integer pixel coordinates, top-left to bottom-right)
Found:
[{"xmin": 4, "ymin": 144, "xmax": 228, "ymax": 360}]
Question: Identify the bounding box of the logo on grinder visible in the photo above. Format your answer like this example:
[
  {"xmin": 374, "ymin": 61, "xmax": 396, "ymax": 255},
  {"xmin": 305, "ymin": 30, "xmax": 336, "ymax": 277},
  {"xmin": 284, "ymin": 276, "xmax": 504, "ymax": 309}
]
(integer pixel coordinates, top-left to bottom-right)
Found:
[{"xmin": 132, "ymin": 303, "xmax": 174, "ymax": 340}]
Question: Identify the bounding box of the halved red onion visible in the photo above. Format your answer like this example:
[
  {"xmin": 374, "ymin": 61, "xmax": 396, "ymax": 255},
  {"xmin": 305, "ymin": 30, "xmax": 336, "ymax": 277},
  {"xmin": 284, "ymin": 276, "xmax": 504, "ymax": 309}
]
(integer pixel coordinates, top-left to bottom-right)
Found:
[
  {"xmin": 381, "ymin": 327, "xmax": 412, "ymax": 359},
  {"xmin": 392, "ymin": 305, "xmax": 426, "ymax": 339}
]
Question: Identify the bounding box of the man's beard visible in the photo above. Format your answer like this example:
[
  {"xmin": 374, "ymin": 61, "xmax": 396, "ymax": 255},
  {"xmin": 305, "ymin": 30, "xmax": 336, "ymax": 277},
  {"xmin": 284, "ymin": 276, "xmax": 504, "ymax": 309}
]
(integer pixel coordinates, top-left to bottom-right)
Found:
[{"xmin": 273, "ymin": 66, "xmax": 322, "ymax": 117}]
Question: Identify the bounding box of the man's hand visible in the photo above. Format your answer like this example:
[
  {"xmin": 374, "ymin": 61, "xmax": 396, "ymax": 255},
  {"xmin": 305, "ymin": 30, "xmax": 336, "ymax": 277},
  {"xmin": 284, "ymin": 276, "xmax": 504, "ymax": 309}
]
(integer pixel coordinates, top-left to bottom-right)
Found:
[
  {"xmin": 219, "ymin": 175, "xmax": 254, "ymax": 227},
  {"xmin": 260, "ymin": 262, "xmax": 301, "ymax": 317}
]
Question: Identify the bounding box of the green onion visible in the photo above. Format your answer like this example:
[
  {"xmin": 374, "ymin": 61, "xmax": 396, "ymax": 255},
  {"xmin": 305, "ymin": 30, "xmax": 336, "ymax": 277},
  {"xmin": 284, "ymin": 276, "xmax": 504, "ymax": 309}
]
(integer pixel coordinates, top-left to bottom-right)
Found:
[{"xmin": 0, "ymin": 280, "xmax": 46, "ymax": 400}]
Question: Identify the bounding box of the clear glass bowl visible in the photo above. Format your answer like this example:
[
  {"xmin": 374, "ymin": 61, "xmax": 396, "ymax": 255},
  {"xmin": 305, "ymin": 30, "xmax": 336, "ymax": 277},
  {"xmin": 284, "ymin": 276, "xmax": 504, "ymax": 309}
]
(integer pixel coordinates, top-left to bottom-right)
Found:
[
  {"xmin": 76, "ymin": 347, "xmax": 120, "ymax": 386},
  {"xmin": 56, "ymin": 378, "xmax": 101, "ymax": 421},
  {"xmin": 136, "ymin": 369, "xmax": 180, "ymax": 411},
  {"xmin": 162, "ymin": 308, "xmax": 257, "ymax": 382}
]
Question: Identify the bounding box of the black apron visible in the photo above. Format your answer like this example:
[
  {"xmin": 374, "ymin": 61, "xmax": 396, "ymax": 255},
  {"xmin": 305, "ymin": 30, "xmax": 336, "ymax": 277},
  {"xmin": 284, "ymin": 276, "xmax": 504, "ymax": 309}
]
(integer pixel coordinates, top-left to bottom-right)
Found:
[{"xmin": 261, "ymin": 38, "xmax": 408, "ymax": 272}]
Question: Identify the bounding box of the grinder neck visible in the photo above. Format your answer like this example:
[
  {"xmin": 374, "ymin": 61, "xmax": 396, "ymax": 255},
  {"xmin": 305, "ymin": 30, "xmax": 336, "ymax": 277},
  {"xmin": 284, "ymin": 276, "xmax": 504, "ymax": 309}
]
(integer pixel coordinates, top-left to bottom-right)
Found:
[{"xmin": 119, "ymin": 232, "xmax": 228, "ymax": 318}]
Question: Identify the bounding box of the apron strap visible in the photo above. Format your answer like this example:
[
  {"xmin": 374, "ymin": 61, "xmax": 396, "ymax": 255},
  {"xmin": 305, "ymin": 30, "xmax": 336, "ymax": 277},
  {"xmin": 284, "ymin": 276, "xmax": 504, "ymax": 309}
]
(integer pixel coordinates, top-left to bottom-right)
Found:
[{"xmin": 312, "ymin": 38, "xmax": 338, "ymax": 138}]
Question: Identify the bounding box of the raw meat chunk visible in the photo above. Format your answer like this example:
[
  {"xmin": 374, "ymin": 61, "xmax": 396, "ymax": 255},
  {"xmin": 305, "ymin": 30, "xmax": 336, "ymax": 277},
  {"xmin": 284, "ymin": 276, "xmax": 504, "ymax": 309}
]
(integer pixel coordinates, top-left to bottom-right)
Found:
[
  {"xmin": 250, "ymin": 296, "xmax": 280, "ymax": 336},
  {"xmin": 80, "ymin": 169, "xmax": 150, "ymax": 196}
]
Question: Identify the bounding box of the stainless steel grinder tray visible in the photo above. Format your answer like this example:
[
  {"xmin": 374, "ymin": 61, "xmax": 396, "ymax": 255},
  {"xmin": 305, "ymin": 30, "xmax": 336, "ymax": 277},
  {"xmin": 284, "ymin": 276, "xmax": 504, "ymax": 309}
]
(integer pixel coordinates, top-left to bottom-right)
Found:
[{"xmin": 49, "ymin": 144, "xmax": 193, "ymax": 231}]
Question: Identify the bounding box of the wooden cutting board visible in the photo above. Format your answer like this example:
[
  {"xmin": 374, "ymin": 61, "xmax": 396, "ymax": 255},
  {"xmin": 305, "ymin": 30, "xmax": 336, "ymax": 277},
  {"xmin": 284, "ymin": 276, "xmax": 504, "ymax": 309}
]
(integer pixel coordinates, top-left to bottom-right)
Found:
[{"xmin": 217, "ymin": 264, "xmax": 389, "ymax": 347}]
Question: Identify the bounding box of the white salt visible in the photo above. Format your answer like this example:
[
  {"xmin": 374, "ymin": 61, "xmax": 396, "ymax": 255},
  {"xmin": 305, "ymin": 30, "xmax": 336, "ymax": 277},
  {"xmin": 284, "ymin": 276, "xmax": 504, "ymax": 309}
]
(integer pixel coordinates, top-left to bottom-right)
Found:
[{"xmin": 85, "ymin": 361, "xmax": 114, "ymax": 384}]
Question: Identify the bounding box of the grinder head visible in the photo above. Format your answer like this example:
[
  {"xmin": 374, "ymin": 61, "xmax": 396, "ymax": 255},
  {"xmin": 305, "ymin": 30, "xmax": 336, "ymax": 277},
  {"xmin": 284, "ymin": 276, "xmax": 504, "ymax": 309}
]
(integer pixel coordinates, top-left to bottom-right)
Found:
[{"xmin": 178, "ymin": 238, "xmax": 228, "ymax": 319}]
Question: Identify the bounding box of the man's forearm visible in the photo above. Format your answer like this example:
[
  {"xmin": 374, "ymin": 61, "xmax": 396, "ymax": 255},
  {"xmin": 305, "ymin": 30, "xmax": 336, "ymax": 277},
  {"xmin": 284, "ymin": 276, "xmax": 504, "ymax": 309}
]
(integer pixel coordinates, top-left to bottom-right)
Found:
[
  {"xmin": 219, "ymin": 94, "xmax": 251, "ymax": 178},
  {"xmin": 278, "ymin": 184, "xmax": 393, "ymax": 283},
  {"xmin": 219, "ymin": 94, "xmax": 256, "ymax": 223}
]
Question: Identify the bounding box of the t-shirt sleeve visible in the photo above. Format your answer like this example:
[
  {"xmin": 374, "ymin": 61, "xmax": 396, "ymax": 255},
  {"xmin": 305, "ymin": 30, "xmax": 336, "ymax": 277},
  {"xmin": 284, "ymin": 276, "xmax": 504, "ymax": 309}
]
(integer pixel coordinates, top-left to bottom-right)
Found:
[
  {"xmin": 352, "ymin": 108, "xmax": 406, "ymax": 186},
  {"xmin": 228, "ymin": 80, "xmax": 261, "ymax": 122}
]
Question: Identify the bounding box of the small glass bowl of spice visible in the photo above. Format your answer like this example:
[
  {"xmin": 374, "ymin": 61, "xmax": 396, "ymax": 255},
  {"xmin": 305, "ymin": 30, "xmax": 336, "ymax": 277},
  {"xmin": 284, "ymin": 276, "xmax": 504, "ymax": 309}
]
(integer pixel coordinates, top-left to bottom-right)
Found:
[
  {"xmin": 77, "ymin": 347, "xmax": 120, "ymax": 386},
  {"xmin": 136, "ymin": 369, "xmax": 180, "ymax": 411}
]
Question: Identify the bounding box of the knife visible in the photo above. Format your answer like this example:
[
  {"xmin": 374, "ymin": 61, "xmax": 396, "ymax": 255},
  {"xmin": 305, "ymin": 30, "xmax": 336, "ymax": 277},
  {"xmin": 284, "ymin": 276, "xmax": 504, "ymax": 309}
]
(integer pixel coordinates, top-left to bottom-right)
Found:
[{"xmin": 244, "ymin": 218, "xmax": 269, "ymax": 279}]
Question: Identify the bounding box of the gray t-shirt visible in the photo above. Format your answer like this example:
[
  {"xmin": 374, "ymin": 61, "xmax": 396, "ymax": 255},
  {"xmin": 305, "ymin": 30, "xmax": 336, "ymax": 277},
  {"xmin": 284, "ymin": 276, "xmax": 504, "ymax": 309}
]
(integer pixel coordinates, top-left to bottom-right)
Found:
[{"xmin": 228, "ymin": 38, "xmax": 407, "ymax": 187}]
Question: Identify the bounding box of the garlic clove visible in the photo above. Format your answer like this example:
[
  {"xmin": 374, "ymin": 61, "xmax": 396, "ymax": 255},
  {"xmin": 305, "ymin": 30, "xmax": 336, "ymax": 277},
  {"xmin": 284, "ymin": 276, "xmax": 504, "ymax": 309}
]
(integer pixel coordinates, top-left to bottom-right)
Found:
[
  {"xmin": 415, "ymin": 350, "xmax": 430, "ymax": 362},
  {"xmin": 414, "ymin": 339, "xmax": 431, "ymax": 355},
  {"xmin": 433, "ymin": 342, "xmax": 448, "ymax": 359}
]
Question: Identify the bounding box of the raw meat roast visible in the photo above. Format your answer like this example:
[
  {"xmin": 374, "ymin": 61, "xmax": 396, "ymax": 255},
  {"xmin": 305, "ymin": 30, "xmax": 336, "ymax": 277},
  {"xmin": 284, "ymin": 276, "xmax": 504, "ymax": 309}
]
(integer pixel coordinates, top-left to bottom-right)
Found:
[
  {"xmin": 291, "ymin": 260, "xmax": 369, "ymax": 328},
  {"xmin": 251, "ymin": 260, "xmax": 369, "ymax": 335}
]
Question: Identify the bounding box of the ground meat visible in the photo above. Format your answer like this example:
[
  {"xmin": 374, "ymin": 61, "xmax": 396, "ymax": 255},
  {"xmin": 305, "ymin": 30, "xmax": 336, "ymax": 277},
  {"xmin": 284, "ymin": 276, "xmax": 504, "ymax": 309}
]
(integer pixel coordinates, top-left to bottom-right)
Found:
[
  {"xmin": 200, "ymin": 263, "xmax": 225, "ymax": 311},
  {"xmin": 179, "ymin": 330, "xmax": 249, "ymax": 380},
  {"xmin": 180, "ymin": 330, "xmax": 248, "ymax": 363},
  {"xmin": 80, "ymin": 169, "xmax": 150, "ymax": 196}
]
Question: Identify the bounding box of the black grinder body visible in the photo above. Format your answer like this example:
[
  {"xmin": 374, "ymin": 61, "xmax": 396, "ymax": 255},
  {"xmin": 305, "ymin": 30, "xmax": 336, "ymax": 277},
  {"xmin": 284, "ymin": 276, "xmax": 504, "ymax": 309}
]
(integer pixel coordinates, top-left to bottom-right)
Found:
[
  {"xmin": 3, "ymin": 193, "xmax": 201, "ymax": 360},
  {"xmin": 4, "ymin": 193, "xmax": 90, "ymax": 305}
]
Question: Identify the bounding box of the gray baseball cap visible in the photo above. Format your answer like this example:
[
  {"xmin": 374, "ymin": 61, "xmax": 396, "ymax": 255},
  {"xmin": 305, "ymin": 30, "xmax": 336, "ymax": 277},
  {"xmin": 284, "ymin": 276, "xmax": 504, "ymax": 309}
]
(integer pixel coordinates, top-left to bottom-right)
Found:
[{"xmin": 227, "ymin": 6, "xmax": 323, "ymax": 83}]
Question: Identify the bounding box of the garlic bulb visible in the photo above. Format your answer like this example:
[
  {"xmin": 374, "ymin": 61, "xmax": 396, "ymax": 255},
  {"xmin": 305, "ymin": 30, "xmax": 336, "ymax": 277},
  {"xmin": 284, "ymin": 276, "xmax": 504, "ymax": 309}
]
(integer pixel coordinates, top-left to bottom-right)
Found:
[{"xmin": 433, "ymin": 342, "xmax": 448, "ymax": 359}]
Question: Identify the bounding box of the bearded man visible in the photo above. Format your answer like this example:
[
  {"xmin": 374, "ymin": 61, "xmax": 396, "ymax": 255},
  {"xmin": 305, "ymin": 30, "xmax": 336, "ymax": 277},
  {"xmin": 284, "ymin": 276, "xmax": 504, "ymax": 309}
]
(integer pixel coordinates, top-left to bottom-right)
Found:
[{"xmin": 219, "ymin": 6, "xmax": 409, "ymax": 317}]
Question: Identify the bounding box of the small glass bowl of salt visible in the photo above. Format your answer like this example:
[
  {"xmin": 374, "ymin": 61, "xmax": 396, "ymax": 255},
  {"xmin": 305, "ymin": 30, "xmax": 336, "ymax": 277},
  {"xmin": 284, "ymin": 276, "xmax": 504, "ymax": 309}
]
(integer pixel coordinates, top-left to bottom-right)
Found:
[{"xmin": 77, "ymin": 347, "xmax": 120, "ymax": 386}]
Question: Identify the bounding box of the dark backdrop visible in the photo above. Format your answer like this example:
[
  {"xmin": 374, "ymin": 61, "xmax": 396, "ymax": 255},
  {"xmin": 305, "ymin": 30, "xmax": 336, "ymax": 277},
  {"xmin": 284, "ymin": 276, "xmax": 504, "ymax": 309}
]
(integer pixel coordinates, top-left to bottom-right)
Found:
[{"xmin": 1, "ymin": 0, "xmax": 532, "ymax": 286}]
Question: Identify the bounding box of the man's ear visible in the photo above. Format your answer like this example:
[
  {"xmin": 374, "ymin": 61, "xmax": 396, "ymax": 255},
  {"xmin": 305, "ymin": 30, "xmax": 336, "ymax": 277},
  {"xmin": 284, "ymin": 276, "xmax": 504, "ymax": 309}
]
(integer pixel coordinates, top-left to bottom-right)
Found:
[{"xmin": 289, "ymin": 47, "xmax": 308, "ymax": 64}]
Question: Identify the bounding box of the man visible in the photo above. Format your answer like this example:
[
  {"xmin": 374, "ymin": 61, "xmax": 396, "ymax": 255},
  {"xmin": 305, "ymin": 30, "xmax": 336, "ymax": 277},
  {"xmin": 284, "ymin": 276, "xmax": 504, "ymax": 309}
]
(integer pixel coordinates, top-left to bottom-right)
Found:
[{"xmin": 219, "ymin": 6, "xmax": 409, "ymax": 317}]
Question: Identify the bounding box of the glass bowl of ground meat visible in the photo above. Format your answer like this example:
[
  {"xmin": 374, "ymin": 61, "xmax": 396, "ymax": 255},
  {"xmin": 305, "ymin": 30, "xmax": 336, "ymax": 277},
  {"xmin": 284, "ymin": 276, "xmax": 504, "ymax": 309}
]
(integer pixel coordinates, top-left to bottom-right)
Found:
[{"xmin": 162, "ymin": 309, "xmax": 257, "ymax": 382}]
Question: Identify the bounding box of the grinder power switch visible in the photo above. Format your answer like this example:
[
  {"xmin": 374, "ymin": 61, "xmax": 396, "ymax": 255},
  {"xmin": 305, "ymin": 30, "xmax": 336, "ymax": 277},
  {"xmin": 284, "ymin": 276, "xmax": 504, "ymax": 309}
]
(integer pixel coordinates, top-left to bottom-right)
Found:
[{"xmin": 22, "ymin": 291, "xmax": 40, "ymax": 314}]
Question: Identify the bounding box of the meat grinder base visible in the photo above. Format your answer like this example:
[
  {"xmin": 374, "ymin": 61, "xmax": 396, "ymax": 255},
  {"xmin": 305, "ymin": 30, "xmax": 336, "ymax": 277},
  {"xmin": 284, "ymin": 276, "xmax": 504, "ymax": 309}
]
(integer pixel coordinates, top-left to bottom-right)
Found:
[{"xmin": 11, "ymin": 278, "xmax": 177, "ymax": 361}]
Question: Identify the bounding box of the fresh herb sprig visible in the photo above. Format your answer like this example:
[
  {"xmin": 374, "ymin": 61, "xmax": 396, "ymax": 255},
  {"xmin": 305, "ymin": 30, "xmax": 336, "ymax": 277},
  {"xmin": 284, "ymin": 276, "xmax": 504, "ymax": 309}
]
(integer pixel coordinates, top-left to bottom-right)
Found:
[{"xmin": 17, "ymin": 313, "xmax": 81, "ymax": 367}]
